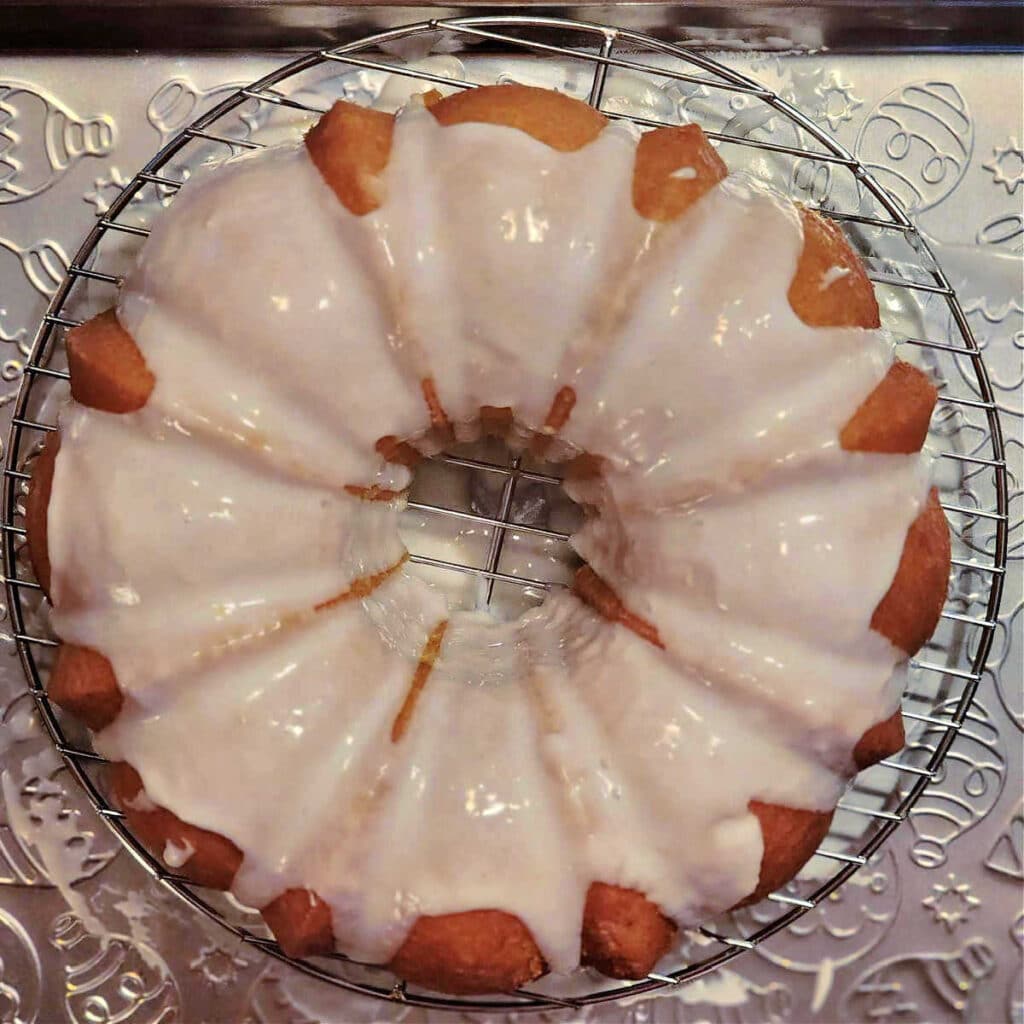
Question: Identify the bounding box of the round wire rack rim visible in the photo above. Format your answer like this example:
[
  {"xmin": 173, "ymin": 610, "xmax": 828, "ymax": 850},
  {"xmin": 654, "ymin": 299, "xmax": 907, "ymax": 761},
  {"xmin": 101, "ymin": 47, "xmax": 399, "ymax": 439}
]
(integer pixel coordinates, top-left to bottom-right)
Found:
[{"xmin": 1, "ymin": 13, "xmax": 1010, "ymax": 1014}]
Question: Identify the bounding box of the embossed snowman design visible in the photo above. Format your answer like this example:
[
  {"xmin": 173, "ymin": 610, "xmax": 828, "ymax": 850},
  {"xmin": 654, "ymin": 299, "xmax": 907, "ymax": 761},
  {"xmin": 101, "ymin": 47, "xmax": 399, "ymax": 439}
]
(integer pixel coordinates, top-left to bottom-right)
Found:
[
  {"xmin": 0, "ymin": 81, "xmax": 115, "ymax": 203},
  {"xmin": 50, "ymin": 912, "xmax": 180, "ymax": 1024}
]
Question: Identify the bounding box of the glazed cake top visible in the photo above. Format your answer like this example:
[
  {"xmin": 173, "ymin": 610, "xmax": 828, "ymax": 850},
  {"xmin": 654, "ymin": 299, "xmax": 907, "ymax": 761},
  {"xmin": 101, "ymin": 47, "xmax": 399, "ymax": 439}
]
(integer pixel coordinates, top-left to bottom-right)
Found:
[{"xmin": 47, "ymin": 106, "xmax": 928, "ymax": 972}]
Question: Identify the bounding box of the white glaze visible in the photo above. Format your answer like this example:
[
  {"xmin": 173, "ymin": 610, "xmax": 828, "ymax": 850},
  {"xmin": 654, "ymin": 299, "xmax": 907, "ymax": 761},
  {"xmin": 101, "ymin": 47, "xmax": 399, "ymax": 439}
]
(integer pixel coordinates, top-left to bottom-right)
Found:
[
  {"xmin": 525, "ymin": 592, "xmax": 845, "ymax": 926},
  {"xmin": 123, "ymin": 788, "xmax": 158, "ymax": 813},
  {"xmin": 49, "ymin": 403, "xmax": 405, "ymax": 696},
  {"xmin": 349, "ymin": 611, "xmax": 585, "ymax": 969},
  {"xmin": 118, "ymin": 145, "xmax": 425, "ymax": 491},
  {"xmin": 47, "ymin": 110, "xmax": 933, "ymax": 976},
  {"xmin": 561, "ymin": 176, "xmax": 893, "ymax": 504},
  {"xmin": 97, "ymin": 582, "xmax": 440, "ymax": 945},
  {"xmin": 366, "ymin": 109, "xmax": 652, "ymax": 427},
  {"xmin": 574, "ymin": 452, "xmax": 927, "ymax": 648},
  {"xmin": 821, "ymin": 264, "xmax": 852, "ymax": 290},
  {"xmin": 162, "ymin": 838, "xmax": 196, "ymax": 869},
  {"xmin": 571, "ymin": 452, "xmax": 929, "ymax": 763}
]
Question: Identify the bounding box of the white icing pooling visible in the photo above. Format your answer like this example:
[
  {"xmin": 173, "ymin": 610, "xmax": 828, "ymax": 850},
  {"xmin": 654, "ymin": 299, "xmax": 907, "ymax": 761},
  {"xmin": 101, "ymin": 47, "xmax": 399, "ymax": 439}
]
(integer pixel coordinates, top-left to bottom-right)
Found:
[
  {"xmin": 162, "ymin": 838, "xmax": 196, "ymax": 869},
  {"xmin": 0, "ymin": 768, "xmax": 107, "ymax": 931},
  {"xmin": 373, "ymin": 57, "xmax": 468, "ymax": 112},
  {"xmin": 47, "ymin": 111, "xmax": 933, "ymax": 977},
  {"xmin": 123, "ymin": 788, "xmax": 158, "ymax": 813},
  {"xmin": 821, "ymin": 264, "xmax": 852, "ymax": 290}
]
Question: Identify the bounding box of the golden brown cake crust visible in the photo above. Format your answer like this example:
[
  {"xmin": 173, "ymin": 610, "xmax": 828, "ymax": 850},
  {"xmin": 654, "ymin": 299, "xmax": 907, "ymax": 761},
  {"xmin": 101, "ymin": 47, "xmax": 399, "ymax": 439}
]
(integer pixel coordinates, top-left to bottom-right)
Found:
[
  {"xmin": 375, "ymin": 435, "xmax": 422, "ymax": 468},
  {"xmin": 67, "ymin": 308, "xmax": 154, "ymax": 413},
  {"xmin": 573, "ymin": 564, "xmax": 664, "ymax": 649},
  {"xmin": 632, "ymin": 123, "xmax": 728, "ymax": 222},
  {"xmin": 25, "ymin": 436, "xmax": 57, "ymax": 597},
  {"xmin": 842, "ymin": 359, "xmax": 939, "ymax": 455},
  {"xmin": 261, "ymin": 888, "xmax": 335, "ymax": 958},
  {"xmin": 49, "ymin": 644, "xmax": 123, "ymax": 731},
  {"xmin": 34, "ymin": 84, "xmax": 952, "ymax": 994},
  {"xmin": 389, "ymin": 909, "xmax": 547, "ymax": 995},
  {"xmin": 306, "ymin": 84, "xmax": 608, "ymax": 222},
  {"xmin": 741, "ymin": 802, "xmax": 836, "ymax": 906},
  {"xmin": 853, "ymin": 711, "xmax": 906, "ymax": 771},
  {"xmin": 870, "ymin": 488, "xmax": 950, "ymax": 655},
  {"xmin": 109, "ymin": 762, "xmax": 243, "ymax": 889},
  {"xmin": 581, "ymin": 882, "xmax": 677, "ymax": 979},
  {"xmin": 789, "ymin": 209, "xmax": 881, "ymax": 329},
  {"xmin": 428, "ymin": 83, "xmax": 607, "ymax": 152},
  {"xmin": 306, "ymin": 100, "xmax": 394, "ymax": 216}
]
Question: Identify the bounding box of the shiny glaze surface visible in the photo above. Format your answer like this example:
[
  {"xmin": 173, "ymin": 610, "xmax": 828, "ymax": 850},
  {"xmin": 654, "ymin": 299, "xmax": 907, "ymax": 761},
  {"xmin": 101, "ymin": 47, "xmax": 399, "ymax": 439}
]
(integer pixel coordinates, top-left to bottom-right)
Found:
[
  {"xmin": 369, "ymin": 112, "xmax": 652, "ymax": 427},
  {"xmin": 562, "ymin": 176, "xmax": 893, "ymax": 505},
  {"xmin": 46, "ymin": 110, "xmax": 929, "ymax": 973},
  {"xmin": 49, "ymin": 403, "xmax": 406, "ymax": 694},
  {"xmin": 118, "ymin": 145, "xmax": 423, "ymax": 492}
]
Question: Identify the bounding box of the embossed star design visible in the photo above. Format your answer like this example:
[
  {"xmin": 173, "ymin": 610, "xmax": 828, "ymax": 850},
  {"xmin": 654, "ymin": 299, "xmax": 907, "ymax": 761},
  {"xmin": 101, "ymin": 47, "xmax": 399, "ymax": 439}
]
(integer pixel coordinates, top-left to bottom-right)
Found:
[
  {"xmin": 922, "ymin": 874, "xmax": 981, "ymax": 932},
  {"xmin": 189, "ymin": 941, "xmax": 251, "ymax": 987},
  {"xmin": 983, "ymin": 137, "xmax": 1024, "ymax": 194},
  {"xmin": 813, "ymin": 72, "xmax": 864, "ymax": 132},
  {"xmin": 83, "ymin": 165, "xmax": 129, "ymax": 214}
]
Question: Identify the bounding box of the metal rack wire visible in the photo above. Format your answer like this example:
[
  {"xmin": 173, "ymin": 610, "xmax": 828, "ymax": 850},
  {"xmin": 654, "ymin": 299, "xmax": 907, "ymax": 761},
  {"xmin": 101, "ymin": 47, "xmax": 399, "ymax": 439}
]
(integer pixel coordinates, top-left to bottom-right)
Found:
[
  {"xmin": 404, "ymin": 449, "xmax": 572, "ymax": 604},
  {"xmin": 0, "ymin": 15, "xmax": 1009, "ymax": 1013}
]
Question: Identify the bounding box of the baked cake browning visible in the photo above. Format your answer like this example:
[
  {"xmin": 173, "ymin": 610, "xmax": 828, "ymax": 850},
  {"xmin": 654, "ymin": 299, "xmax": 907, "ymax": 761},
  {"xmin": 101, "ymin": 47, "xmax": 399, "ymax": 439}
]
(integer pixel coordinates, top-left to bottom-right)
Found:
[
  {"xmin": 66, "ymin": 308, "xmax": 154, "ymax": 414},
  {"xmin": 26, "ymin": 84, "xmax": 949, "ymax": 995}
]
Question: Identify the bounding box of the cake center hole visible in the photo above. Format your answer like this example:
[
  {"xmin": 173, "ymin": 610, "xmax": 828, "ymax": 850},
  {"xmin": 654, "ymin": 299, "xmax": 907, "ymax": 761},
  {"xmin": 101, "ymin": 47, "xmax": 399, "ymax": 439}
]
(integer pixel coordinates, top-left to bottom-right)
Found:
[{"xmin": 398, "ymin": 436, "xmax": 585, "ymax": 622}]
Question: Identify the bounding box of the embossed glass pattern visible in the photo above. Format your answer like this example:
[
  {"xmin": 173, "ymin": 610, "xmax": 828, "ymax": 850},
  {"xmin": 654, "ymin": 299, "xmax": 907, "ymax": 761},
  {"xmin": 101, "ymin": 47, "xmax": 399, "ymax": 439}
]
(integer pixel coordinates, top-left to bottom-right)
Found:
[{"xmin": 0, "ymin": 19, "xmax": 1018, "ymax": 1023}]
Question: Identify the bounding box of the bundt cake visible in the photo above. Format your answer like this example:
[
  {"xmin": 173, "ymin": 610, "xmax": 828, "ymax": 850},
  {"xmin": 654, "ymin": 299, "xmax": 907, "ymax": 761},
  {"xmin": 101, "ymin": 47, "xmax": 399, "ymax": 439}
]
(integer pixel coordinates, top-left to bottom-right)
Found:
[{"xmin": 25, "ymin": 83, "xmax": 950, "ymax": 995}]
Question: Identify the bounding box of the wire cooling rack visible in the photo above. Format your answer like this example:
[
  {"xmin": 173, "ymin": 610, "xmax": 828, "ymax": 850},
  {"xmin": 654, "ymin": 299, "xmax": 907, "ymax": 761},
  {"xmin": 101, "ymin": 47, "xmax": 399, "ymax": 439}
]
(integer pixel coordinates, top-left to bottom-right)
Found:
[{"xmin": 0, "ymin": 15, "xmax": 1010, "ymax": 1013}]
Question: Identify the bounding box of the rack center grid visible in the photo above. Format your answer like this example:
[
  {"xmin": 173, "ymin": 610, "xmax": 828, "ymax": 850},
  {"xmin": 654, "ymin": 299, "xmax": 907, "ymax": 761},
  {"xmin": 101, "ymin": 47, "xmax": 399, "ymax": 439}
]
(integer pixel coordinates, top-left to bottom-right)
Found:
[{"xmin": 0, "ymin": 15, "xmax": 1008, "ymax": 1013}]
